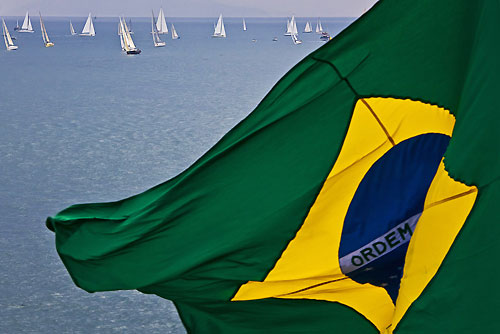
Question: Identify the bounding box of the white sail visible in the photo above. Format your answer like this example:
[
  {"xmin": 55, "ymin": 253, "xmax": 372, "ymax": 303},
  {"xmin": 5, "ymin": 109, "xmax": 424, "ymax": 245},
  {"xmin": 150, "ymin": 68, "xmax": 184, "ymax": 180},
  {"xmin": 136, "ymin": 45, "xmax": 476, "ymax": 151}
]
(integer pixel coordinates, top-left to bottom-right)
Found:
[
  {"xmin": 243, "ymin": 18, "xmax": 247, "ymax": 31},
  {"xmin": 291, "ymin": 16, "xmax": 298, "ymax": 35},
  {"xmin": 122, "ymin": 18, "xmax": 136, "ymax": 49},
  {"xmin": 3, "ymin": 20, "xmax": 14, "ymax": 46},
  {"xmin": 2, "ymin": 19, "xmax": 18, "ymax": 50},
  {"xmin": 212, "ymin": 14, "xmax": 226, "ymax": 38},
  {"xmin": 291, "ymin": 33, "xmax": 302, "ymax": 45},
  {"xmin": 69, "ymin": 20, "xmax": 76, "ymax": 35},
  {"xmin": 3, "ymin": 22, "xmax": 9, "ymax": 50},
  {"xmin": 316, "ymin": 19, "xmax": 323, "ymax": 33},
  {"xmin": 285, "ymin": 18, "xmax": 292, "ymax": 35},
  {"xmin": 40, "ymin": 15, "xmax": 47, "ymax": 44},
  {"xmin": 39, "ymin": 13, "xmax": 53, "ymax": 47},
  {"xmin": 171, "ymin": 23, "xmax": 179, "ymax": 39},
  {"xmin": 119, "ymin": 19, "xmax": 130, "ymax": 51},
  {"xmin": 118, "ymin": 21, "xmax": 124, "ymax": 50},
  {"xmin": 304, "ymin": 21, "xmax": 312, "ymax": 33},
  {"xmin": 19, "ymin": 11, "xmax": 34, "ymax": 32},
  {"xmin": 81, "ymin": 13, "xmax": 95, "ymax": 36},
  {"xmin": 156, "ymin": 8, "xmax": 168, "ymax": 34}
]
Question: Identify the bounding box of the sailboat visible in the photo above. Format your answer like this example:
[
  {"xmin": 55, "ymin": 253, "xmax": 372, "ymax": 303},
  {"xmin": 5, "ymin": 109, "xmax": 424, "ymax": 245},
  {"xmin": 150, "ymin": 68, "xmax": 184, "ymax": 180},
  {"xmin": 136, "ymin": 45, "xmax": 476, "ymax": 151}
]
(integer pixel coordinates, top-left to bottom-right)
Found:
[
  {"xmin": 19, "ymin": 11, "xmax": 34, "ymax": 33},
  {"xmin": 304, "ymin": 21, "xmax": 312, "ymax": 33},
  {"xmin": 119, "ymin": 17, "xmax": 141, "ymax": 54},
  {"xmin": 212, "ymin": 14, "xmax": 226, "ymax": 38},
  {"xmin": 156, "ymin": 8, "xmax": 168, "ymax": 34},
  {"xmin": 315, "ymin": 18, "xmax": 323, "ymax": 34},
  {"xmin": 39, "ymin": 13, "xmax": 54, "ymax": 47},
  {"xmin": 14, "ymin": 20, "xmax": 20, "ymax": 31},
  {"xmin": 285, "ymin": 16, "xmax": 297, "ymax": 36},
  {"xmin": 171, "ymin": 23, "xmax": 180, "ymax": 39},
  {"xmin": 291, "ymin": 33, "xmax": 302, "ymax": 45},
  {"xmin": 2, "ymin": 18, "xmax": 18, "ymax": 50},
  {"xmin": 80, "ymin": 13, "xmax": 95, "ymax": 36},
  {"xmin": 243, "ymin": 18, "xmax": 247, "ymax": 31},
  {"xmin": 151, "ymin": 11, "xmax": 165, "ymax": 47},
  {"xmin": 69, "ymin": 20, "xmax": 76, "ymax": 35}
]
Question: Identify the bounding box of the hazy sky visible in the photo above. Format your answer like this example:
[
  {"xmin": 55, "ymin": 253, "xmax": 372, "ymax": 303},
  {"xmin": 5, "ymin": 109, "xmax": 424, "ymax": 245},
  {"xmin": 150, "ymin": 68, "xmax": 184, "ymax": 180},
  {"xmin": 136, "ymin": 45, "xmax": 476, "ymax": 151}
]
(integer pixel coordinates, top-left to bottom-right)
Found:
[{"xmin": 0, "ymin": 0, "xmax": 379, "ymax": 17}]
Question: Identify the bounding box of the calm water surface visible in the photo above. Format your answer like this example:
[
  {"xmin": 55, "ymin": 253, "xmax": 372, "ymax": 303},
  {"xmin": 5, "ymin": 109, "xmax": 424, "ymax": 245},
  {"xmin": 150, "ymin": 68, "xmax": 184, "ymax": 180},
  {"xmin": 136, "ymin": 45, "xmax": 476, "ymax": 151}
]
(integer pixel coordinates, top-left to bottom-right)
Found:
[{"xmin": 0, "ymin": 16, "xmax": 353, "ymax": 333}]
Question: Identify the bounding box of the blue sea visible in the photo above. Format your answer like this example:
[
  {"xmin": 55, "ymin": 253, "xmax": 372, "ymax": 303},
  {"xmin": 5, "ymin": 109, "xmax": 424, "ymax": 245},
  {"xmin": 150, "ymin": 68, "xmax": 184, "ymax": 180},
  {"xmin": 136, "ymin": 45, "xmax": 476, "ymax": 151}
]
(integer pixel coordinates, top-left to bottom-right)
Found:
[{"xmin": 0, "ymin": 16, "xmax": 354, "ymax": 333}]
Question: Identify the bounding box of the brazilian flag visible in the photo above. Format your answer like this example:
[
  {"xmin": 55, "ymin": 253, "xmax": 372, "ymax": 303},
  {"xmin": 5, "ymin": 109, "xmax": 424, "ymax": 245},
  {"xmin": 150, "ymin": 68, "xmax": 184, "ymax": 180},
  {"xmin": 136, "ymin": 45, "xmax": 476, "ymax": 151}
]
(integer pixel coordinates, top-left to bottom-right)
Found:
[{"xmin": 47, "ymin": 0, "xmax": 500, "ymax": 333}]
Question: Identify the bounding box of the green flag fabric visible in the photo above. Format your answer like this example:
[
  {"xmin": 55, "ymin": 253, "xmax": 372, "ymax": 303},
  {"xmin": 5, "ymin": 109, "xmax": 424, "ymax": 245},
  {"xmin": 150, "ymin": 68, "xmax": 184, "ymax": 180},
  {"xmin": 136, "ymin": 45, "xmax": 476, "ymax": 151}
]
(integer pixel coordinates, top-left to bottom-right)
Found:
[{"xmin": 47, "ymin": 0, "xmax": 500, "ymax": 333}]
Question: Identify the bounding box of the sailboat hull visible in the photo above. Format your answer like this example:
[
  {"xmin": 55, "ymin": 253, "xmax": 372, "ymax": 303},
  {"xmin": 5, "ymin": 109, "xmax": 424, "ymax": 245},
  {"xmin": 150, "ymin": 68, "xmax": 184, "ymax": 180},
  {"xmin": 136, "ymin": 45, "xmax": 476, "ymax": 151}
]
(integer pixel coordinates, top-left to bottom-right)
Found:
[
  {"xmin": 126, "ymin": 49, "xmax": 141, "ymax": 54},
  {"xmin": 18, "ymin": 30, "xmax": 34, "ymax": 33},
  {"xmin": 7, "ymin": 45, "xmax": 18, "ymax": 50},
  {"xmin": 45, "ymin": 42, "xmax": 54, "ymax": 47},
  {"xmin": 211, "ymin": 34, "xmax": 226, "ymax": 38},
  {"xmin": 154, "ymin": 42, "xmax": 166, "ymax": 47},
  {"xmin": 79, "ymin": 33, "xmax": 95, "ymax": 36}
]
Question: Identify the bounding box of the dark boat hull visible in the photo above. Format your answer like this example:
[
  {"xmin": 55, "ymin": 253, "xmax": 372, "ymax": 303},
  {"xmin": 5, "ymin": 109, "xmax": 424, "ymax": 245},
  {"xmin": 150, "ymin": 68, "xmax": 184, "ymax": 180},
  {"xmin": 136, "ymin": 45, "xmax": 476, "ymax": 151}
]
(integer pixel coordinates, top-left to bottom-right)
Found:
[{"xmin": 126, "ymin": 49, "xmax": 141, "ymax": 55}]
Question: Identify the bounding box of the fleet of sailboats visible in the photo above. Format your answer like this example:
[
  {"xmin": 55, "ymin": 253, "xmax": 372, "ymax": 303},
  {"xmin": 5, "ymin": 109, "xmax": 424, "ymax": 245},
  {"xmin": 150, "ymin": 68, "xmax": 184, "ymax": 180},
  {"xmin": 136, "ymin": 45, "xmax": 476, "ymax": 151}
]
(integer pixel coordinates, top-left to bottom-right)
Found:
[
  {"xmin": 39, "ymin": 13, "xmax": 54, "ymax": 47},
  {"xmin": 1, "ymin": 13, "xmax": 334, "ymax": 53},
  {"xmin": 19, "ymin": 11, "xmax": 34, "ymax": 33},
  {"xmin": 156, "ymin": 8, "xmax": 168, "ymax": 34},
  {"xmin": 151, "ymin": 11, "xmax": 166, "ymax": 47},
  {"xmin": 212, "ymin": 14, "xmax": 226, "ymax": 38},
  {"xmin": 69, "ymin": 20, "xmax": 76, "ymax": 35},
  {"xmin": 118, "ymin": 16, "xmax": 141, "ymax": 54},
  {"xmin": 2, "ymin": 18, "xmax": 18, "ymax": 50},
  {"xmin": 80, "ymin": 13, "xmax": 95, "ymax": 36}
]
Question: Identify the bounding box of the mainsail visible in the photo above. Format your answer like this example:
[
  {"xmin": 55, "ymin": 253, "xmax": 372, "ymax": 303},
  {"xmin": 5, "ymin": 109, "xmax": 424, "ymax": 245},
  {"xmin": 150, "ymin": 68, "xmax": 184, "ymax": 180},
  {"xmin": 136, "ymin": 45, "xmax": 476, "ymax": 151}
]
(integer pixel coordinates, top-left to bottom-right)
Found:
[
  {"xmin": 69, "ymin": 20, "xmax": 76, "ymax": 35},
  {"xmin": 81, "ymin": 13, "xmax": 95, "ymax": 36},
  {"xmin": 212, "ymin": 14, "xmax": 226, "ymax": 38},
  {"xmin": 304, "ymin": 21, "xmax": 312, "ymax": 33},
  {"xmin": 2, "ymin": 18, "xmax": 18, "ymax": 50},
  {"xmin": 243, "ymin": 18, "xmax": 247, "ymax": 31},
  {"xmin": 19, "ymin": 11, "xmax": 34, "ymax": 32},
  {"xmin": 285, "ymin": 16, "xmax": 297, "ymax": 36},
  {"xmin": 285, "ymin": 19, "xmax": 292, "ymax": 36},
  {"xmin": 316, "ymin": 18, "xmax": 323, "ymax": 33},
  {"xmin": 39, "ymin": 13, "xmax": 54, "ymax": 47},
  {"xmin": 156, "ymin": 8, "xmax": 168, "ymax": 34},
  {"xmin": 291, "ymin": 16, "xmax": 298, "ymax": 35}
]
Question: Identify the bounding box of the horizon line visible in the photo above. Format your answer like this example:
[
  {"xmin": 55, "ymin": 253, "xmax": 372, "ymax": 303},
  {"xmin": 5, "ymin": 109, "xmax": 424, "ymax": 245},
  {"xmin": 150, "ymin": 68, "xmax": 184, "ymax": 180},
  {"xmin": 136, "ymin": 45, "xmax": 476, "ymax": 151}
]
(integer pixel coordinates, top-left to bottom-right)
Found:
[{"xmin": 1, "ymin": 15, "xmax": 358, "ymax": 19}]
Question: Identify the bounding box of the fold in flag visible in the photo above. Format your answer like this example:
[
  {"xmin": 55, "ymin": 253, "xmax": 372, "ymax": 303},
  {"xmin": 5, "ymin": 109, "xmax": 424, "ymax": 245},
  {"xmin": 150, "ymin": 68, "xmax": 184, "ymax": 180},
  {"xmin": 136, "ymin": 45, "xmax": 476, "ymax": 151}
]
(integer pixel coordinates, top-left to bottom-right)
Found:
[{"xmin": 47, "ymin": 0, "xmax": 500, "ymax": 333}]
